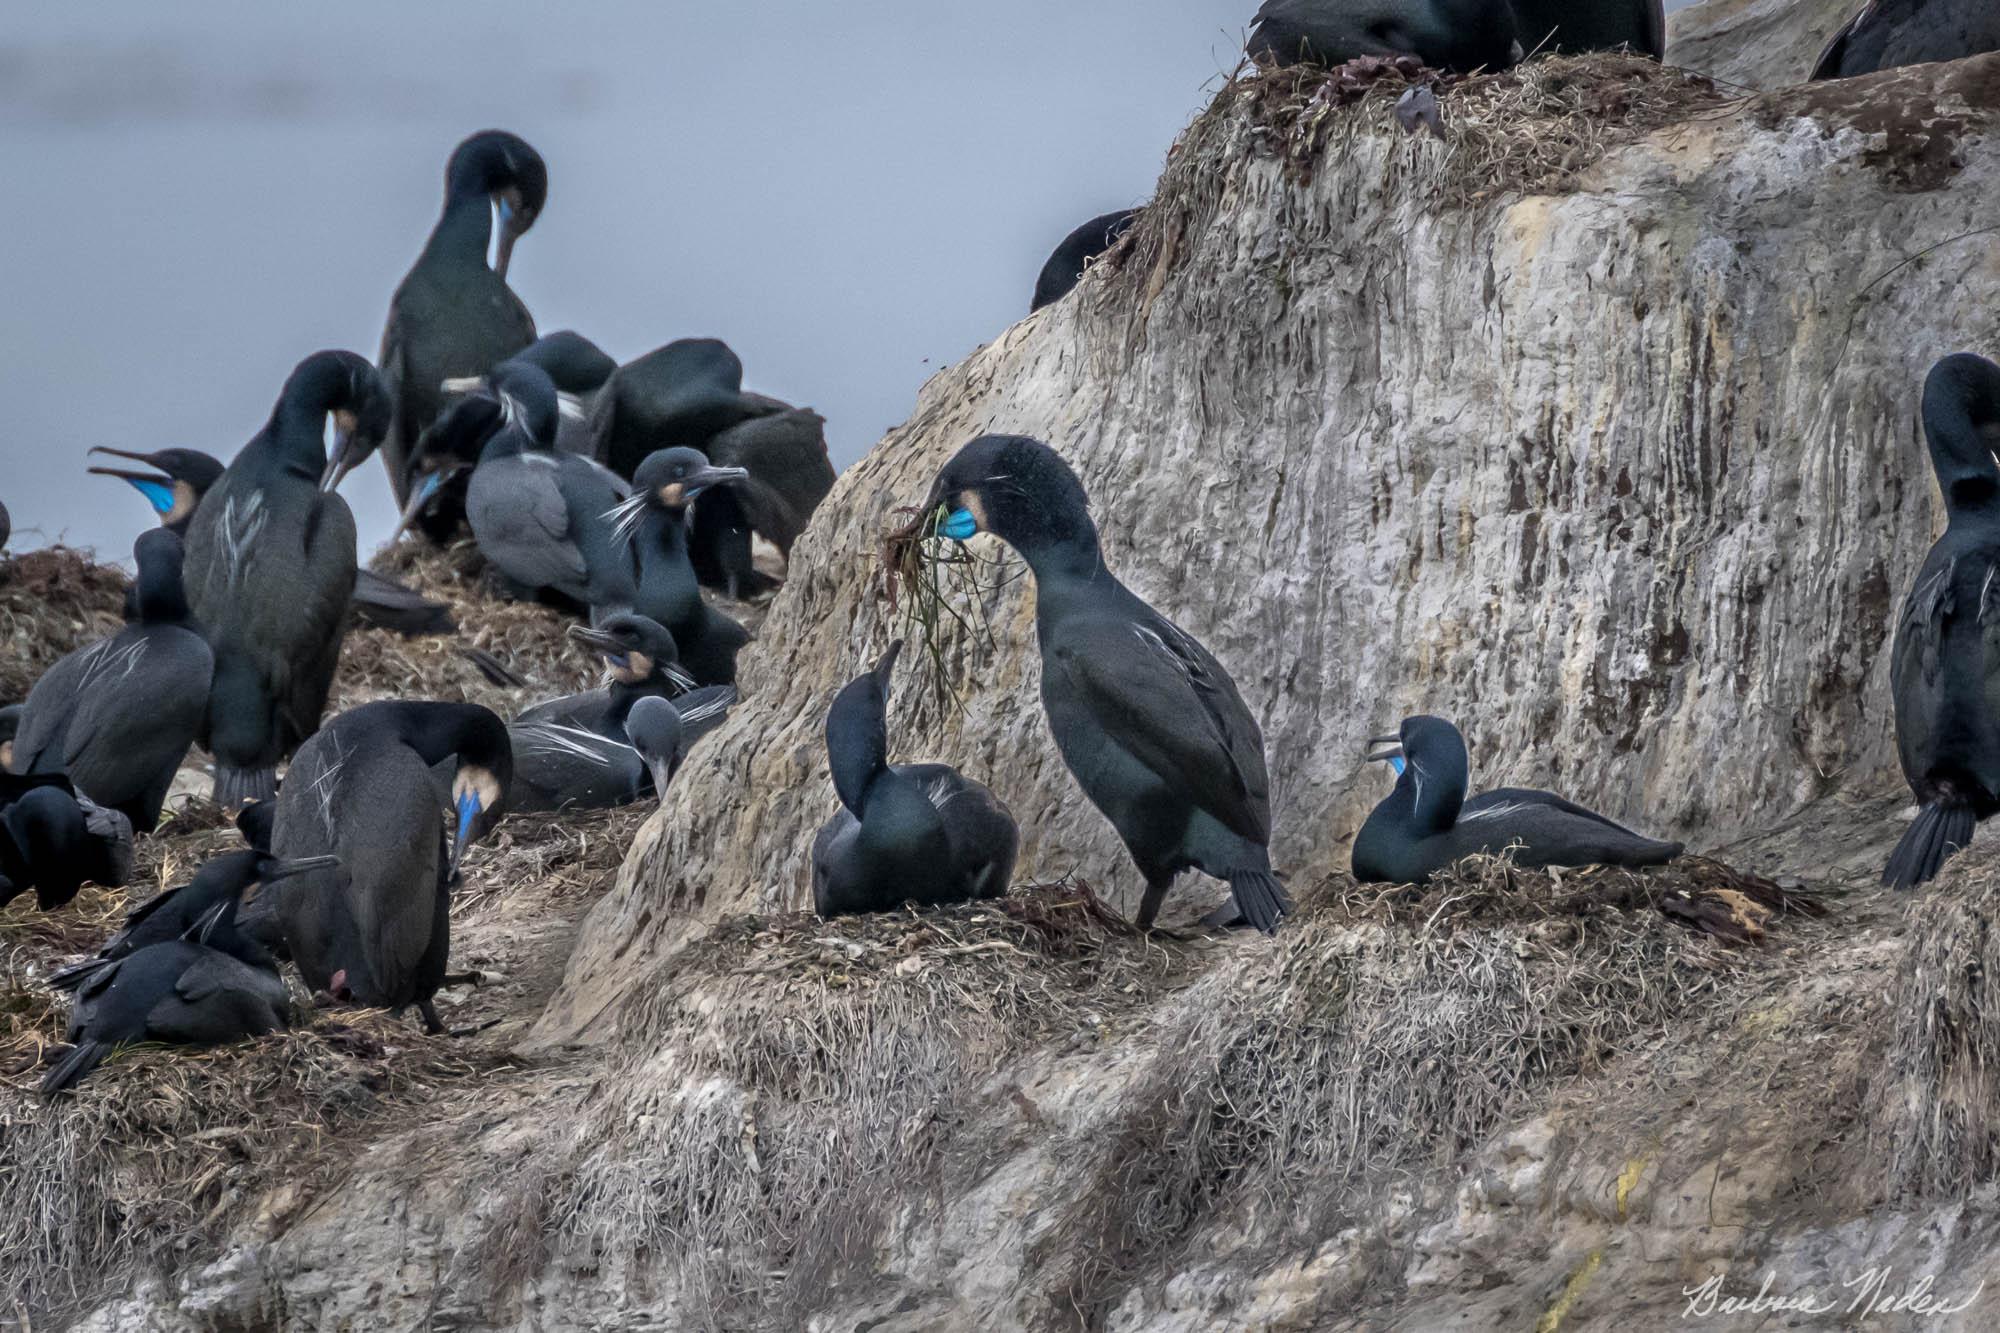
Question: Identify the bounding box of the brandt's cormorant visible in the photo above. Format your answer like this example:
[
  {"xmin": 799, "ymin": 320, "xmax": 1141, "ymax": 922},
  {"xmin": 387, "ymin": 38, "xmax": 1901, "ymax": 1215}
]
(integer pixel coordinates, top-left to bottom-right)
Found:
[
  {"xmin": 379, "ymin": 130, "xmax": 546, "ymax": 504},
  {"xmin": 810, "ymin": 641, "xmax": 1018, "ymax": 918},
  {"xmin": 513, "ymin": 615, "xmax": 698, "ymax": 734},
  {"xmin": 47, "ymin": 847, "xmax": 338, "ymax": 992},
  {"xmin": 459, "ymin": 361, "xmax": 638, "ymax": 614},
  {"xmin": 10, "ymin": 529, "xmax": 212, "ymax": 830},
  {"xmin": 183, "ymin": 351, "xmax": 390, "ymax": 806},
  {"xmin": 1511, "ymin": 0, "xmax": 1663, "ymax": 57},
  {"xmin": 919, "ymin": 435, "xmax": 1290, "ymax": 932},
  {"xmin": 1247, "ymin": 0, "xmax": 1521, "ymax": 71},
  {"xmin": 1351, "ymin": 715, "xmax": 1682, "ymax": 885},
  {"xmin": 0, "ymin": 772, "xmax": 135, "ymax": 910},
  {"xmin": 1031, "ymin": 210, "xmax": 1140, "ymax": 312},
  {"xmin": 272, "ymin": 701, "xmax": 511, "ymax": 1032},
  {"xmin": 508, "ymin": 681, "xmax": 731, "ymax": 812},
  {"xmin": 613, "ymin": 449, "xmax": 753, "ymax": 686},
  {"xmin": 92, "ymin": 445, "xmax": 453, "ymax": 636},
  {"xmin": 42, "ymin": 902, "xmax": 293, "ymax": 1094},
  {"xmin": 1813, "ymin": 0, "xmax": 2000, "ymax": 79},
  {"xmin": 1886, "ymin": 354, "xmax": 2000, "ymax": 888}
]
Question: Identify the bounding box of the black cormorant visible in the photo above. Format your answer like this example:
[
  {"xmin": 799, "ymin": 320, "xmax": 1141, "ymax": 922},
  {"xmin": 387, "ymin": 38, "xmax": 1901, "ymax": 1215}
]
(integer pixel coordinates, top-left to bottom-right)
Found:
[
  {"xmin": 1351, "ymin": 715, "xmax": 1681, "ymax": 885},
  {"xmin": 513, "ymin": 615, "xmax": 697, "ymax": 734},
  {"xmin": 0, "ymin": 772, "xmax": 135, "ymax": 910},
  {"xmin": 1813, "ymin": 0, "xmax": 2000, "ymax": 79},
  {"xmin": 10, "ymin": 529, "xmax": 212, "ymax": 830},
  {"xmin": 1886, "ymin": 354, "xmax": 2000, "ymax": 888},
  {"xmin": 182, "ymin": 351, "xmax": 390, "ymax": 806},
  {"xmin": 271, "ymin": 700, "xmax": 510, "ymax": 1032},
  {"xmin": 1031, "ymin": 209, "xmax": 1140, "ymax": 312},
  {"xmin": 810, "ymin": 641, "xmax": 1018, "ymax": 918},
  {"xmin": 1247, "ymin": 0, "xmax": 1521, "ymax": 71},
  {"xmin": 611, "ymin": 449, "xmax": 752, "ymax": 686},
  {"xmin": 919, "ymin": 435, "xmax": 1289, "ymax": 932},
  {"xmin": 379, "ymin": 130, "xmax": 546, "ymax": 504},
  {"xmin": 1510, "ymin": 0, "xmax": 1664, "ymax": 57}
]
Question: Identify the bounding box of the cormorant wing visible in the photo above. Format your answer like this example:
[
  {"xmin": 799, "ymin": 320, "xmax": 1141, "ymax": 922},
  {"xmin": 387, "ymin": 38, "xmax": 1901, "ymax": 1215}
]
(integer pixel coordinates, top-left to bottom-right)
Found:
[
  {"xmin": 8, "ymin": 644, "xmax": 91, "ymax": 773},
  {"xmin": 472, "ymin": 456, "xmax": 590, "ymax": 587},
  {"xmin": 1888, "ymin": 548, "xmax": 1969, "ymax": 781},
  {"xmin": 705, "ymin": 410, "xmax": 835, "ymax": 551},
  {"xmin": 1462, "ymin": 787, "xmax": 1650, "ymax": 839},
  {"xmin": 1048, "ymin": 614, "xmax": 1271, "ymax": 844}
]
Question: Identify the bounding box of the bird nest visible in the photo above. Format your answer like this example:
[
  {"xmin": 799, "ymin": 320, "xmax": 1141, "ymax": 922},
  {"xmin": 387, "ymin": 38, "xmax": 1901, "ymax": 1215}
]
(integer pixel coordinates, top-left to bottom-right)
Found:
[{"xmin": 0, "ymin": 546, "xmax": 130, "ymax": 704}]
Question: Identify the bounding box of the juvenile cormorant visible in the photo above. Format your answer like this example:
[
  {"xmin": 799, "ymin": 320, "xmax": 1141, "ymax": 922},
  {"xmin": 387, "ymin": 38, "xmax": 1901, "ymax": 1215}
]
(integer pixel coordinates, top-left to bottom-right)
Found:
[
  {"xmin": 1510, "ymin": 0, "xmax": 1664, "ymax": 57},
  {"xmin": 1031, "ymin": 210, "xmax": 1140, "ymax": 312},
  {"xmin": 1886, "ymin": 354, "xmax": 2000, "ymax": 888},
  {"xmin": 272, "ymin": 701, "xmax": 510, "ymax": 1032},
  {"xmin": 91, "ymin": 445, "xmax": 454, "ymax": 635},
  {"xmin": 1247, "ymin": 0, "xmax": 1521, "ymax": 71},
  {"xmin": 182, "ymin": 351, "xmax": 390, "ymax": 806},
  {"xmin": 460, "ymin": 361, "xmax": 638, "ymax": 614},
  {"xmin": 10, "ymin": 529, "xmax": 212, "ymax": 830},
  {"xmin": 612, "ymin": 448, "xmax": 752, "ymax": 686},
  {"xmin": 1351, "ymin": 715, "xmax": 1681, "ymax": 884},
  {"xmin": 379, "ymin": 130, "xmax": 546, "ymax": 504},
  {"xmin": 1813, "ymin": 0, "xmax": 2000, "ymax": 79},
  {"xmin": 919, "ymin": 435, "xmax": 1289, "ymax": 932},
  {"xmin": 810, "ymin": 641, "xmax": 1018, "ymax": 918},
  {"xmin": 41, "ymin": 897, "xmax": 293, "ymax": 1094}
]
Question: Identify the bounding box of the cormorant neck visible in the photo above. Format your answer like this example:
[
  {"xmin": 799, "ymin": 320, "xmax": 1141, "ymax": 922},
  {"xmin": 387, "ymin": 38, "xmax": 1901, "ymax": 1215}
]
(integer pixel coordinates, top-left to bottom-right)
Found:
[
  {"xmin": 1014, "ymin": 521, "xmax": 1107, "ymax": 590},
  {"xmin": 134, "ymin": 557, "xmax": 193, "ymax": 625},
  {"xmin": 479, "ymin": 424, "xmax": 533, "ymax": 463},
  {"xmin": 1398, "ymin": 750, "xmax": 1467, "ymax": 834},
  {"xmin": 1929, "ymin": 411, "xmax": 2000, "ymax": 517},
  {"xmin": 266, "ymin": 359, "xmax": 348, "ymax": 477},
  {"xmin": 386, "ymin": 702, "xmax": 509, "ymax": 774},
  {"xmin": 826, "ymin": 679, "xmax": 889, "ymax": 819},
  {"xmin": 421, "ymin": 190, "xmax": 497, "ymax": 271}
]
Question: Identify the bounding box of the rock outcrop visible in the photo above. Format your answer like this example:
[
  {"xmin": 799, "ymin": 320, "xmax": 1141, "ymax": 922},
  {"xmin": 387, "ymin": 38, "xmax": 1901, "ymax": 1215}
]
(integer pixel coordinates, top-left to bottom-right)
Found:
[{"xmin": 30, "ymin": 1, "xmax": 2000, "ymax": 1329}]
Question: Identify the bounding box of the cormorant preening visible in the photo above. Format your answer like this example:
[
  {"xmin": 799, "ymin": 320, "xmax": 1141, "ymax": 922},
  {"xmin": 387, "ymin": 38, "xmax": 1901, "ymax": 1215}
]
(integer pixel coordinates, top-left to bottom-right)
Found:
[
  {"xmin": 458, "ymin": 361, "xmax": 638, "ymax": 614},
  {"xmin": 810, "ymin": 641, "xmax": 1018, "ymax": 918},
  {"xmin": 1886, "ymin": 354, "xmax": 2000, "ymax": 888},
  {"xmin": 513, "ymin": 615, "xmax": 697, "ymax": 735},
  {"xmin": 183, "ymin": 351, "xmax": 390, "ymax": 806},
  {"xmin": 41, "ymin": 897, "xmax": 293, "ymax": 1094},
  {"xmin": 0, "ymin": 772, "xmax": 135, "ymax": 910},
  {"xmin": 626, "ymin": 691, "xmax": 729, "ymax": 798},
  {"xmin": 272, "ymin": 701, "xmax": 510, "ymax": 1033},
  {"xmin": 1813, "ymin": 0, "xmax": 2000, "ymax": 80},
  {"xmin": 919, "ymin": 435, "xmax": 1290, "ymax": 932},
  {"xmin": 10, "ymin": 529, "xmax": 212, "ymax": 830},
  {"xmin": 1510, "ymin": 0, "xmax": 1664, "ymax": 58},
  {"xmin": 1031, "ymin": 210, "xmax": 1140, "ymax": 312},
  {"xmin": 1351, "ymin": 715, "xmax": 1681, "ymax": 885},
  {"xmin": 47, "ymin": 847, "xmax": 338, "ymax": 992},
  {"xmin": 1247, "ymin": 0, "xmax": 1521, "ymax": 71},
  {"xmin": 91, "ymin": 445, "xmax": 453, "ymax": 636},
  {"xmin": 612, "ymin": 449, "xmax": 752, "ymax": 686},
  {"xmin": 379, "ymin": 130, "xmax": 546, "ymax": 504}
]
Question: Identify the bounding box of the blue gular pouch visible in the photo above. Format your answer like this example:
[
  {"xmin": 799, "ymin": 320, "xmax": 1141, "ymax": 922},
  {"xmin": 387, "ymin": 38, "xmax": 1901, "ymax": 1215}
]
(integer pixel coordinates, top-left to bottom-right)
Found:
[
  {"xmin": 132, "ymin": 479, "xmax": 177, "ymax": 515},
  {"xmin": 940, "ymin": 507, "xmax": 979, "ymax": 542},
  {"xmin": 1388, "ymin": 755, "xmax": 1406, "ymax": 777},
  {"xmin": 456, "ymin": 790, "xmax": 480, "ymax": 846}
]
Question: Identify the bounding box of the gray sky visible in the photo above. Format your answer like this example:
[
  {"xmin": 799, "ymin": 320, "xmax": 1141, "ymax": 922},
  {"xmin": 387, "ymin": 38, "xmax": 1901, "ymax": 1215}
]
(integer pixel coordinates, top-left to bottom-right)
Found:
[{"xmin": 1, "ymin": 0, "xmax": 1702, "ymax": 560}]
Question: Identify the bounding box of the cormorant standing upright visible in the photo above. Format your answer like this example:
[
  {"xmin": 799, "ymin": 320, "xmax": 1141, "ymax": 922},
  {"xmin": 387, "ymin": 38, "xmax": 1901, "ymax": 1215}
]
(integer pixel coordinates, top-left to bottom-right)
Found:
[{"xmin": 615, "ymin": 448, "xmax": 752, "ymax": 686}]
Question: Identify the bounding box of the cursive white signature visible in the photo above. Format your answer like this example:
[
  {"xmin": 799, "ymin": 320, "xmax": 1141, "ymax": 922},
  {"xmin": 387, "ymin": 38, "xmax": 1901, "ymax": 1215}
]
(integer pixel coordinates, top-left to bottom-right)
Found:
[{"xmin": 1682, "ymin": 1268, "xmax": 1985, "ymax": 1320}]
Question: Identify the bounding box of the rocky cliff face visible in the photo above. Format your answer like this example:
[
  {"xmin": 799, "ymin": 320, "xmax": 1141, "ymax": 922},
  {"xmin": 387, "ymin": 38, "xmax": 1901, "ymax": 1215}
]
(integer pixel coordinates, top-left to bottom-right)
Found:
[{"xmin": 38, "ymin": 2, "xmax": 2000, "ymax": 1329}]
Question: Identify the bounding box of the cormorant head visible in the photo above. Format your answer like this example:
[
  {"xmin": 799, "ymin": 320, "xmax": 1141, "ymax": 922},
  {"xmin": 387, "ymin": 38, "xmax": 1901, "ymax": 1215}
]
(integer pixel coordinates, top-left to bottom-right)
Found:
[
  {"xmin": 631, "ymin": 447, "xmax": 750, "ymax": 515},
  {"xmin": 449, "ymin": 761, "xmax": 507, "ymax": 879},
  {"xmin": 0, "ymin": 703, "xmax": 21, "ymax": 772},
  {"xmin": 130, "ymin": 528, "xmax": 193, "ymax": 623},
  {"xmin": 825, "ymin": 639, "xmax": 901, "ymax": 818},
  {"xmin": 488, "ymin": 359, "xmax": 562, "ymax": 452},
  {"xmin": 276, "ymin": 350, "xmax": 391, "ymax": 493},
  {"xmin": 1922, "ymin": 353, "xmax": 2000, "ymax": 512},
  {"xmin": 918, "ymin": 435, "xmax": 1100, "ymax": 571},
  {"xmin": 445, "ymin": 130, "xmax": 548, "ymax": 281},
  {"xmin": 567, "ymin": 613, "xmax": 692, "ymax": 689},
  {"xmin": 87, "ymin": 447, "xmax": 224, "ymax": 531},
  {"xmin": 1364, "ymin": 715, "xmax": 1468, "ymax": 834},
  {"xmin": 624, "ymin": 694, "xmax": 687, "ymax": 798}
]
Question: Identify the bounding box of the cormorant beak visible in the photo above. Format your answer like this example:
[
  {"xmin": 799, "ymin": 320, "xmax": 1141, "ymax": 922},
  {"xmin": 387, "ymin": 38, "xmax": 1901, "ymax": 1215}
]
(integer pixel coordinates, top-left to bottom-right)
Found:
[
  {"xmin": 449, "ymin": 789, "xmax": 483, "ymax": 879},
  {"xmin": 873, "ymin": 638, "xmax": 905, "ymax": 689},
  {"xmin": 87, "ymin": 448, "xmax": 180, "ymax": 511},
  {"xmin": 320, "ymin": 428, "xmax": 357, "ymax": 493},
  {"xmin": 646, "ymin": 756, "xmax": 675, "ymax": 800},
  {"xmin": 685, "ymin": 464, "xmax": 749, "ymax": 497},
  {"xmin": 492, "ymin": 194, "xmax": 522, "ymax": 281},
  {"xmin": 566, "ymin": 623, "xmax": 625, "ymax": 654},
  {"xmin": 1365, "ymin": 735, "xmax": 1407, "ymax": 777},
  {"xmin": 389, "ymin": 469, "xmax": 453, "ymax": 542}
]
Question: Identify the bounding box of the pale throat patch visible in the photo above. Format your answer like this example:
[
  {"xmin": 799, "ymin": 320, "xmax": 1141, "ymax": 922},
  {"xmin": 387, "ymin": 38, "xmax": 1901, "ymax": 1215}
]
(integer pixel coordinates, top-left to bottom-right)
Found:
[
  {"xmin": 658, "ymin": 482, "xmax": 687, "ymax": 509},
  {"xmin": 453, "ymin": 765, "xmax": 503, "ymax": 813},
  {"xmin": 613, "ymin": 651, "xmax": 654, "ymax": 684},
  {"xmin": 960, "ymin": 491, "xmax": 990, "ymax": 531}
]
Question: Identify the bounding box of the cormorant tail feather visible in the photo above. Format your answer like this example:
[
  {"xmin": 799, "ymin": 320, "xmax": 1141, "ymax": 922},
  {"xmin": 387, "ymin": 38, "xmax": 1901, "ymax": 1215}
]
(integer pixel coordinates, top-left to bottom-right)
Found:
[
  {"xmin": 1227, "ymin": 868, "xmax": 1292, "ymax": 935},
  {"xmin": 41, "ymin": 1040, "xmax": 107, "ymax": 1095},
  {"xmin": 215, "ymin": 764, "xmax": 278, "ymax": 809},
  {"xmin": 46, "ymin": 957, "xmax": 114, "ymax": 994},
  {"xmin": 1883, "ymin": 802, "xmax": 1978, "ymax": 890}
]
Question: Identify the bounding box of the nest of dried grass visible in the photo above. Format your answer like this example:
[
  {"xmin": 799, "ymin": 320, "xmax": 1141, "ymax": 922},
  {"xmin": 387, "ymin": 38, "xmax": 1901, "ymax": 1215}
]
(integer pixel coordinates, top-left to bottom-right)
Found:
[
  {"xmin": 1032, "ymin": 852, "xmax": 1819, "ymax": 1323},
  {"xmin": 0, "ymin": 547, "xmax": 129, "ymax": 703},
  {"xmin": 539, "ymin": 881, "xmax": 1198, "ymax": 1329}
]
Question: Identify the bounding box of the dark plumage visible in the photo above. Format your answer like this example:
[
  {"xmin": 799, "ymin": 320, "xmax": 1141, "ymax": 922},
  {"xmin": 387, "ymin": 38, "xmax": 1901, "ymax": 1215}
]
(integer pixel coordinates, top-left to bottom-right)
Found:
[
  {"xmin": 1813, "ymin": 0, "xmax": 2000, "ymax": 79},
  {"xmin": 462, "ymin": 361, "xmax": 638, "ymax": 614},
  {"xmin": 614, "ymin": 449, "xmax": 753, "ymax": 686},
  {"xmin": 47, "ymin": 848, "xmax": 338, "ymax": 993},
  {"xmin": 1247, "ymin": 0, "xmax": 1521, "ymax": 71},
  {"xmin": 183, "ymin": 352, "xmax": 390, "ymax": 807},
  {"xmin": 919, "ymin": 435, "xmax": 1289, "ymax": 933},
  {"xmin": 1351, "ymin": 715, "xmax": 1682, "ymax": 885},
  {"xmin": 0, "ymin": 498, "xmax": 9, "ymax": 551},
  {"xmin": 1886, "ymin": 355, "xmax": 2000, "ymax": 889},
  {"xmin": 0, "ymin": 773, "xmax": 135, "ymax": 910},
  {"xmin": 92, "ymin": 445, "xmax": 453, "ymax": 636},
  {"xmin": 11, "ymin": 529, "xmax": 212, "ymax": 830},
  {"xmin": 42, "ymin": 909, "xmax": 293, "ymax": 1094},
  {"xmin": 811, "ymin": 641, "xmax": 1018, "ymax": 918},
  {"xmin": 380, "ymin": 130, "xmax": 546, "ymax": 504},
  {"xmin": 1031, "ymin": 209, "xmax": 1140, "ymax": 312},
  {"xmin": 0, "ymin": 704, "xmax": 22, "ymax": 773},
  {"xmin": 271, "ymin": 701, "xmax": 510, "ymax": 1032},
  {"xmin": 513, "ymin": 615, "xmax": 698, "ymax": 734},
  {"xmin": 1510, "ymin": 0, "xmax": 1663, "ymax": 57}
]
